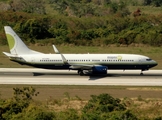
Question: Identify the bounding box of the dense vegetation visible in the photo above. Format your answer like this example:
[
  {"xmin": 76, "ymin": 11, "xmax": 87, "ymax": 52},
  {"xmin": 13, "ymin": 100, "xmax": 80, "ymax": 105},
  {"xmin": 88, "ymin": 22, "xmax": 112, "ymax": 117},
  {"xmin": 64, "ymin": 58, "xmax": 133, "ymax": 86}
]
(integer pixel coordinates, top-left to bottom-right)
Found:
[
  {"xmin": 0, "ymin": 0, "xmax": 162, "ymax": 46},
  {"xmin": 0, "ymin": 86, "xmax": 162, "ymax": 120}
]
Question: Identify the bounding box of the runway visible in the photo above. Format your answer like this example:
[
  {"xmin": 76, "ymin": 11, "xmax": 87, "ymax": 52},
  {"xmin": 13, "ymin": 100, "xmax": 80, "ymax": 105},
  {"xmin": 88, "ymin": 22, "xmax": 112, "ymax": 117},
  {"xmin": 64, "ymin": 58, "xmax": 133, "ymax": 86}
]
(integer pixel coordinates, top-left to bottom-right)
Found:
[{"xmin": 0, "ymin": 68, "xmax": 162, "ymax": 86}]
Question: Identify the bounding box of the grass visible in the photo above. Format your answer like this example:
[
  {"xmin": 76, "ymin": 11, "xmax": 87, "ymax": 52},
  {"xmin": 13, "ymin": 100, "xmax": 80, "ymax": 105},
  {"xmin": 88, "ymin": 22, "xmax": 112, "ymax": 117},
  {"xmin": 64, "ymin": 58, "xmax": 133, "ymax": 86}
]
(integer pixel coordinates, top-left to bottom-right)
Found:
[
  {"xmin": 1, "ymin": 85, "xmax": 162, "ymax": 100},
  {"xmin": 128, "ymin": 6, "xmax": 162, "ymax": 15},
  {"xmin": 47, "ymin": 96, "xmax": 162, "ymax": 119},
  {"xmin": 122, "ymin": 97, "xmax": 162, "ymax": 119},
  {"xmin": 0, "ymin": 45, "xmax": 162, "ymax": 69}
]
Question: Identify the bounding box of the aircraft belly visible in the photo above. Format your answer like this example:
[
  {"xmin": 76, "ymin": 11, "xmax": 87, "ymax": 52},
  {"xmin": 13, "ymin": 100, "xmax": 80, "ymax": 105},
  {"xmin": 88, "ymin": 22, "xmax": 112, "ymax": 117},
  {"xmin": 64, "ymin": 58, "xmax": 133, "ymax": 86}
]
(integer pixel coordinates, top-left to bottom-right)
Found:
[
  {"xmin": 106, "ymin": 64, "xmax": 154, "ymax": 70},
  {"xmin": 28, "ymin": 64, "xmax": 70, "ymax": 69}
]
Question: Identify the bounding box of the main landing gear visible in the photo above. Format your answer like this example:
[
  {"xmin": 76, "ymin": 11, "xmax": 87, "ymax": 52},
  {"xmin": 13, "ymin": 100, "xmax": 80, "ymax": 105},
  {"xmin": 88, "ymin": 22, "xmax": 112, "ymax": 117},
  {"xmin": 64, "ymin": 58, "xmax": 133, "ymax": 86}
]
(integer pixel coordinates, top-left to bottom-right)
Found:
[
  {"xmin": 140, "ymin": 72, "xmax": 143, "ymax": 75},
  {"xmin": 78, "ymin": 70, "xmax": 84, "ymax": 76}
]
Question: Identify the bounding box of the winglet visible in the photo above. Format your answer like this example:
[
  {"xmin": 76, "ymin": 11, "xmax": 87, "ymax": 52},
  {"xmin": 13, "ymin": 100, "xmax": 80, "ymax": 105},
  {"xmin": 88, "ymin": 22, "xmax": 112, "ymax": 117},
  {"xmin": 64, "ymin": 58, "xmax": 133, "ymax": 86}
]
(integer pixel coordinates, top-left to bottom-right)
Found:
[
  {"xmin": 52, "ymin": 45, "xmax": 60, "ymax": 54},
  {"xmin": 52, "ymin": 45, "xmax": 68, "ymax": 65}
]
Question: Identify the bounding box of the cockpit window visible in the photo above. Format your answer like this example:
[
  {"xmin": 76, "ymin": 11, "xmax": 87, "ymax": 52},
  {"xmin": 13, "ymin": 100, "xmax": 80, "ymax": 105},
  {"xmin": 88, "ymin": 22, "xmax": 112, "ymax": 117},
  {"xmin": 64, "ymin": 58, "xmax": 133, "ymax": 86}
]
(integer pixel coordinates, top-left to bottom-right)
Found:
[{"xmin": 146, "ymin": 58, "xmax": 152, "ymax": 61}]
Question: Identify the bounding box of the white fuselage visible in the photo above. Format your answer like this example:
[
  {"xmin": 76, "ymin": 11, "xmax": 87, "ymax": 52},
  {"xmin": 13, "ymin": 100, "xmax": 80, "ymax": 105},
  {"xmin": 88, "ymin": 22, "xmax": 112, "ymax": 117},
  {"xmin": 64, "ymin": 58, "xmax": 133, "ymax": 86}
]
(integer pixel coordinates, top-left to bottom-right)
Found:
[
  {"xmin": 11, "ymin": 53, "xmax": 157, "ymax": 70},
  {"xmin": 3, "ymin": 26, "xmax": 158, "ymax": 74}
]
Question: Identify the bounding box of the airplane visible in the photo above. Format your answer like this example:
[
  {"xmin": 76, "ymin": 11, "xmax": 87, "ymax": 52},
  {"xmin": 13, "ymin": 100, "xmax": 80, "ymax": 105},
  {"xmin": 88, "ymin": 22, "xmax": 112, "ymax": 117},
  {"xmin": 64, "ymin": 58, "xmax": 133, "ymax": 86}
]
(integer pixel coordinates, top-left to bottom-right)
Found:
[{"xmin": 3, "ymin": 26, "xmax": 158, "ymax": 75}]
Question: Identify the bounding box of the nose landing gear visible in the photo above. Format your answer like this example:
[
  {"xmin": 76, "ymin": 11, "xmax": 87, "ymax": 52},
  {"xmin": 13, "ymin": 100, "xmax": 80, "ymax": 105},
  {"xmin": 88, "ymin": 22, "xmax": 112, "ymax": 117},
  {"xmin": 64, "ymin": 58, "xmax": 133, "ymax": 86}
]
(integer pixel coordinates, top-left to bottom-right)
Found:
[{"xmin": 140, "ymin": 69, "xmax": 148, "ymax": 75}]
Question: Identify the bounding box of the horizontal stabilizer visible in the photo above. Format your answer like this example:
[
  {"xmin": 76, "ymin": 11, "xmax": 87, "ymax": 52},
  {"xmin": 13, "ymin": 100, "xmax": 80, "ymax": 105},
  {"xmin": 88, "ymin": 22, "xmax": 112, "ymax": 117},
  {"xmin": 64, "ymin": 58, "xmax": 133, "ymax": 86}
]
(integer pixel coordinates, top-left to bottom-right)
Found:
[
  {"xmin": 3, "ymin": 52, "xmax": 25, "ymax": 62},
  {"xmin": 3, "ymin": 52, "xmax": 16, "ymax": 57}
]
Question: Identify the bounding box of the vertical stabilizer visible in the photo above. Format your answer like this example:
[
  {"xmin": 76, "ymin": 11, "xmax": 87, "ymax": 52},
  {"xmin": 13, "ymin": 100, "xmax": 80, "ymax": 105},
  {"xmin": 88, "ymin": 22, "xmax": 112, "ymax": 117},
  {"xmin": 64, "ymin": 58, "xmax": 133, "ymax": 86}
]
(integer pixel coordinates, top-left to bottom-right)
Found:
[{"xmin": 4, "ymin": 26, "xmax": 42, "ymax": 55}]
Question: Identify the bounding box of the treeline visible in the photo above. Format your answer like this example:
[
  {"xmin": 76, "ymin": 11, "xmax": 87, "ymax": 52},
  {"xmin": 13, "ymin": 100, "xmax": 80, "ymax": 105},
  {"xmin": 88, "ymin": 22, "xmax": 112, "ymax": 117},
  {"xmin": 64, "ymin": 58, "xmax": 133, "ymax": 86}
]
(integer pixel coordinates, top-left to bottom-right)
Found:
[
  {"xmin": 49, "ymin": 0, "xmax": 130, "ymax": 17},
  {"xmin": 0, "ymin": 86, "xmax": 162, "ymax": 120},
  {"xmin": 0, "ymin": 87, "xmax": 135, "ymax": 120},
  {"xmin": 1, "ymin": 12, "xmax": 162, "ymax": 46},
  {"xmin": 3, "ymin": 0, "xmax": 162, "ymax": 16},
  {"xmin": 0, "ymin": 0, "xmax": 162, "ymax": 46},
  {"xmin": 49, "ymin": 0, "xmax": 162, "ymax": 16}
]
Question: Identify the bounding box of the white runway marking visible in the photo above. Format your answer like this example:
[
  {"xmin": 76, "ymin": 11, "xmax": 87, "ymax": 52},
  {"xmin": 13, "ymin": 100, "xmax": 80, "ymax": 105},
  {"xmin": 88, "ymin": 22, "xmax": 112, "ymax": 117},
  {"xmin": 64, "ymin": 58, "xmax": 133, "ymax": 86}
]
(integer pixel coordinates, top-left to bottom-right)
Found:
[{"xmin": 0, "ymin": 68, "xmax": 162, "ymax": 86}]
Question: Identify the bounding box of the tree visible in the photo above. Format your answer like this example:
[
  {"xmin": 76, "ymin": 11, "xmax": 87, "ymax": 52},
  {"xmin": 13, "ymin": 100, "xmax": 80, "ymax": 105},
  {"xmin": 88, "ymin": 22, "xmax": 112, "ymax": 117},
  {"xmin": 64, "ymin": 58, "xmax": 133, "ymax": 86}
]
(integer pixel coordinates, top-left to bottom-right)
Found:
[
  {"xmin": 15, "ymin": 17, "xmax": 51, "ymax": 40},
  {"xmin": 143, "ymin": 0, "xmax": 152, "ymax": 5},
  {"xmin": 81, "ymin": 93, "xmax": 137, "ymax": 120},
  {"xmin": 152, "ymin": 0, "xmax": 162, "ymax": 7},
  {"xmin": 9, "ymin": 0, "xmax": 46, "ymax": 14},
  {"xmin": 1, "ymin": 87, "xmax": 39, "ymax": 119},
  {"xmin": 143, "ymin": 0, "xmax": 162, "ymax": 6}
]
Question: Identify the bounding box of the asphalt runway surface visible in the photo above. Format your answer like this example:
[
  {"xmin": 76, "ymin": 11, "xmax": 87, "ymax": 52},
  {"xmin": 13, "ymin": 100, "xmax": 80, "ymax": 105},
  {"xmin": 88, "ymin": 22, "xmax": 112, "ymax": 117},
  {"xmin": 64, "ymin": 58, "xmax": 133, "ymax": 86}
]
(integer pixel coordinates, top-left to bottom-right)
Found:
[{"xmin": 0, "ymin": 68, "xmax": 162, "ymax": 86}]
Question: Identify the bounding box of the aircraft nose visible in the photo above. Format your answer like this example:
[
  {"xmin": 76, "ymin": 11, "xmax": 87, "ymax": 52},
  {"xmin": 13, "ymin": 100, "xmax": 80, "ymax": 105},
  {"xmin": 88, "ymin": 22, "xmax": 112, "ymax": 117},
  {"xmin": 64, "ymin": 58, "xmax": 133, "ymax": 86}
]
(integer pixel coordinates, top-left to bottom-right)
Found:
[{"xmin": 153, "ymin": 60, "xmax": 158, "ymax": 66}]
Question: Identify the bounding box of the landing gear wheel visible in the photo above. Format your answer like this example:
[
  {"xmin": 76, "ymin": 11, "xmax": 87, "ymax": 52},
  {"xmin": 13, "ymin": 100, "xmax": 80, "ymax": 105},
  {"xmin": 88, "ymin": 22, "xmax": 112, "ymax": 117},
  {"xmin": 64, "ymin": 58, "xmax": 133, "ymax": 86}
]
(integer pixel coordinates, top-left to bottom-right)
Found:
[
  {"xmin": 78, "ymin": 70, "xmax": 84, "ymax": 76},
  {"xmin": 140, "ymin": 73, "xmax": 143, "ymax": 75},
  {"xmin": 140, "ymin": 70, "xmax": 144, "ymax": 75}
]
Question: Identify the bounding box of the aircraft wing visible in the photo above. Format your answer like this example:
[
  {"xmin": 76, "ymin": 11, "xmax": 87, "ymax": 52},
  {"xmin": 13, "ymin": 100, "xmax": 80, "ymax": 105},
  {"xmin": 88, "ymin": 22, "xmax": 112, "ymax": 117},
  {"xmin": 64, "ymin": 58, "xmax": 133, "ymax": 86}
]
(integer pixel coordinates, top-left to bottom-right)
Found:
[
  {"xmin": 69, "ymin": 64, "xmax": 94, "ymax": 70},
  {"xmin": 51, "ymin": 45, "xmax": 105, "ymax": 71}
]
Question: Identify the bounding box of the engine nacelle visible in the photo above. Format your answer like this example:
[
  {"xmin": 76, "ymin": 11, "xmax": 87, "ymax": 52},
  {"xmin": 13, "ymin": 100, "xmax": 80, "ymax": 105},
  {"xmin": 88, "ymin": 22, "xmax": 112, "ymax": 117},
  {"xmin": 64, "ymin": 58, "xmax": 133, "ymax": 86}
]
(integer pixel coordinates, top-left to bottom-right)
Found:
[{"xmin": 92, "ymin": 66, "xmax": 108, "ymax": 74}]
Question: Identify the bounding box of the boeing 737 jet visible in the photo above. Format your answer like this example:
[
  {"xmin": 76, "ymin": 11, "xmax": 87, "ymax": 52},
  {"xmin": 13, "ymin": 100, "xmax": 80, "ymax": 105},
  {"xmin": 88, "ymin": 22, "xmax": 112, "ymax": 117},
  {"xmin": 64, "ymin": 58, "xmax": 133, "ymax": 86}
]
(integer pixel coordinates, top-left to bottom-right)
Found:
[{"xmin": 3, "ymin": 26, "xmax": 157, "ymax": 75}]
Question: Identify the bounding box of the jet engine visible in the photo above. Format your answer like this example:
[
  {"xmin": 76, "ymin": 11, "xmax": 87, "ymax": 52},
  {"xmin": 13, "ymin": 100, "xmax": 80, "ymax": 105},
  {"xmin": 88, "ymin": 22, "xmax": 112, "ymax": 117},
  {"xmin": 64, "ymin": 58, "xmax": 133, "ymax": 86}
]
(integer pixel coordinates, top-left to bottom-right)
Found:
[{"xmin": 92, "ymin": 66, "xmax": 108, "ymax": 74}]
